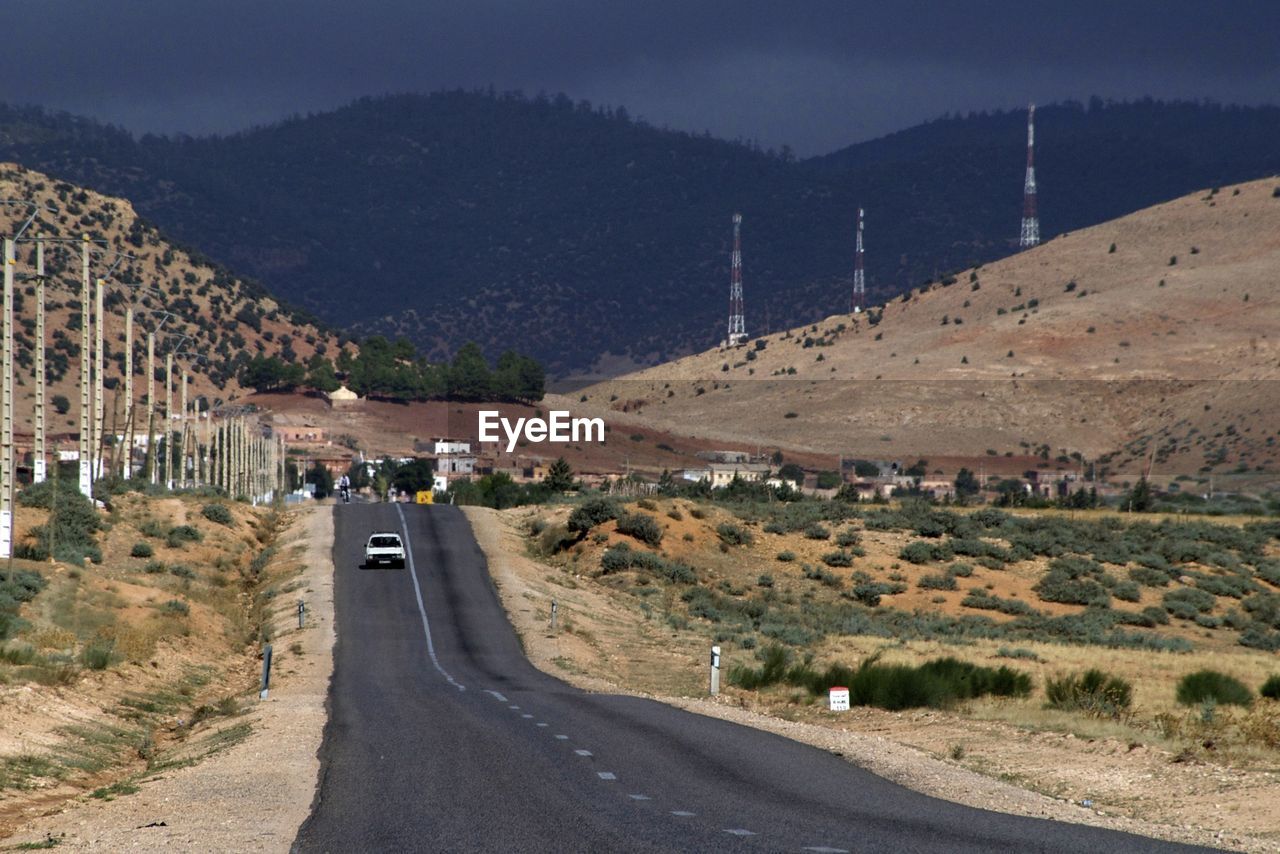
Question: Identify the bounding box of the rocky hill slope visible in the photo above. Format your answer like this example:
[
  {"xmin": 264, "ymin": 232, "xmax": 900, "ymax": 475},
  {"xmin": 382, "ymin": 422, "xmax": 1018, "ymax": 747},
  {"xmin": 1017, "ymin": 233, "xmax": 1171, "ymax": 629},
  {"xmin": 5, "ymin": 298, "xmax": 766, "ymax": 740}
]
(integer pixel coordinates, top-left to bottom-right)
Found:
[
  {"xmin": 580, "ymin": 179, "xmax": 1280, "ymax": 482},
  {"xmin": 0, "ymin": 164, "xmax": 341, "ymax": 437}
]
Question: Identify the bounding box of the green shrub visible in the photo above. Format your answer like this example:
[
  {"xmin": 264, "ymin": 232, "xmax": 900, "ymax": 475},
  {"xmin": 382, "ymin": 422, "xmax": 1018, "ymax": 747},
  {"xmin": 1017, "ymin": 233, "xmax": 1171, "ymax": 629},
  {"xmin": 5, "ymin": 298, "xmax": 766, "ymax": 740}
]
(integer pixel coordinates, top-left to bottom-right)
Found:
[
  {"xmin": 728, "ymin": 644, "xmax": 792, "ymax": 690},
  {"xmin": 568, "ymin": 498, "xmax": 619, "ymax": 534},
  {"xmin": 803, "ymin": 523, "xmax": 830, "ymax": 540},
  {"xmin": 1261, "ymin": 674, "xmax": 1280, "ymax": 700},
  {"xmin": 918, "ymin": 572, "xmax": 958, "ymax": 591},
  {"xmin": 1045, "ymin": 669, "xmax": 1133, "ymax": 718},
  {"xmin": 835, "ymin": 529, "xmax": 862, "ymax": 548},
  {"xmin": 822, "ymin": 551, "xmax": 854, "ymax": 568},
  {"xmin": 166, "ymin": 525, "xmax": 203, "ymax": 548},
  {"xmin": 900, "ymin": 540, "xmax": 943, "ymax": 564},
  {"xmin": 1129, "ymin": 565, "xmax": 1171, "ymax": 587},
  {"xmin": 756, "ymin": 574, "xmax": 775, "ymax": 588},
  {"xmin": 598, "ymin": 543, "xmax": 695, "ymax": 584},
  {"xmin": 169, "ymin": 564, "xmax": 195, "ymax": 579},
  {"xmin": 161, "ymin": 599, "xmax": 190, "ymax": 616},
  {"xmin": 1163, "ymin": 587, "xmax": 1216, "ymax": 619},
  {"xmin": 615, "ymin": 513, "xmax": 664, "ymax": 547},
  {"xmin": 775, "ymin": 551, "xmax": 795, "ymax": 562},
  {"xmin": 201, "ymin": 503, "xmax": 234, "ymax": 525},
  {"xmin": 793, "ymin": 655, "xmax": 1031, "ymax": 711},
  {"xmin": 20, "ymin": 481, "xmax": 101, "ymax": 566},
  {"xmin": 1176, "ymin": 670, "xmax": 1252, "ymax": 707},
  {"xmin": 130, "ymin": 541, "xmax": 154, "ymax": 558},
  {"xmin": 143, "ymin": 560, "xmax": 167, "ymax": 574},
  {"xmin": 1034, "ymin": 557, "xmax": 1110, "ymax": 606},
  {"xmin": 80, "ymin": 640, "xmax": 116, "ymax": 671},
  {"xmin": 716, "ymin": 523, "xmax": 753, "ymax": 547}
]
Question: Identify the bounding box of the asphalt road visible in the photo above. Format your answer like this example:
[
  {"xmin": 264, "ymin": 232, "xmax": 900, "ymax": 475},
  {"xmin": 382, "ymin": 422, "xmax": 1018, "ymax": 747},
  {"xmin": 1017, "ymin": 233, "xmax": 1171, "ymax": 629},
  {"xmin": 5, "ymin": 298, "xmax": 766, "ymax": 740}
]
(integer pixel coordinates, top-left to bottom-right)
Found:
[{"xmin": 293, "ymin": 503, "xmax": 1221, "ymax": 853}]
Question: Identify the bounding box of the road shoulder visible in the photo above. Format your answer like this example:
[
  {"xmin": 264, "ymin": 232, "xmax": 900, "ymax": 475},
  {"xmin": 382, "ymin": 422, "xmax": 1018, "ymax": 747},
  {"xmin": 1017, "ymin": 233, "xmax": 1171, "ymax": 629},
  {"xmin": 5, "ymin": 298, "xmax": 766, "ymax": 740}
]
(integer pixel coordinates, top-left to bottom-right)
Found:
[
  {"xmin": 464, "ymin": 504, "xmax": 1274, "ymax": 854},
  {"xmin": 4, "ymin": 504, "xmax": 337, "ymax": 852}
]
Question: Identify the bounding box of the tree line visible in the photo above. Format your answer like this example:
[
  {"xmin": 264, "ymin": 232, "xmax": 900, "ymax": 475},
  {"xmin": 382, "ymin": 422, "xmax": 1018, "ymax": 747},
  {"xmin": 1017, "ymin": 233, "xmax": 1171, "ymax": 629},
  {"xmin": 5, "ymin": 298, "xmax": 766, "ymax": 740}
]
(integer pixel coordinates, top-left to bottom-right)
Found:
[{"xmin": 239, "ymin": 337, "xmax": 545, "ymax": 402}]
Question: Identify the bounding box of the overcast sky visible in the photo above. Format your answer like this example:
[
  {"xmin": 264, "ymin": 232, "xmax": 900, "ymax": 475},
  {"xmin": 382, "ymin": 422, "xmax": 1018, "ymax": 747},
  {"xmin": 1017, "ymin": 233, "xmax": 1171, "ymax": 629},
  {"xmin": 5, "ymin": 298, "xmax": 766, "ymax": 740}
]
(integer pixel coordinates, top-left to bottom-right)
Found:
[{"xmin": 5, "ymin": 1, "xmax": 1279, "ymax": 155}]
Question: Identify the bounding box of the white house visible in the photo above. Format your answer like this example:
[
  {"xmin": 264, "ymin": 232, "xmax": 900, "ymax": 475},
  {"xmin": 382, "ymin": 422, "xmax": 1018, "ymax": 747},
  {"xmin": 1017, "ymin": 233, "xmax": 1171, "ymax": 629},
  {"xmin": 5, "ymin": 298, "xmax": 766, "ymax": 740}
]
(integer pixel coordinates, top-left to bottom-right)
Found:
[{"xmin": 433, "ymin": 438, "xmax": 471, "ymax": 456}]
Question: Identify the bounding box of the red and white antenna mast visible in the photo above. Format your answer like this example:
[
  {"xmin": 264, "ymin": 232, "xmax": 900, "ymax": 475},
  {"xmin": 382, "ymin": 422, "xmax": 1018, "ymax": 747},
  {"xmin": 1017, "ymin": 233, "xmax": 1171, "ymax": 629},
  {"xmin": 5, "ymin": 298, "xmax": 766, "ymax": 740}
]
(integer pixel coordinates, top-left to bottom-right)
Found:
[
  {"xmin": 1019, "ymin": 103, "xmax": 1040, "ymax": 248},
  {"xmin": 726, "ymin": 213, "xmax": 746, "ymax": 345},
  {"xmin": 851, "ymin": 207, "xmax": 866, "ymax": 313}
]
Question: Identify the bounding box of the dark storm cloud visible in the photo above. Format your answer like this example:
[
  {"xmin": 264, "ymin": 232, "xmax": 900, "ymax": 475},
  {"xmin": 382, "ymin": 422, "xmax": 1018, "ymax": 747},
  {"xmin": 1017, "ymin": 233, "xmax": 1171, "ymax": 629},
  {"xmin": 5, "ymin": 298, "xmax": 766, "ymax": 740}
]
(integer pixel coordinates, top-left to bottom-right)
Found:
[{"xmin": 4, "ymin": 1, "xmax": 1279, "ymax": 154}]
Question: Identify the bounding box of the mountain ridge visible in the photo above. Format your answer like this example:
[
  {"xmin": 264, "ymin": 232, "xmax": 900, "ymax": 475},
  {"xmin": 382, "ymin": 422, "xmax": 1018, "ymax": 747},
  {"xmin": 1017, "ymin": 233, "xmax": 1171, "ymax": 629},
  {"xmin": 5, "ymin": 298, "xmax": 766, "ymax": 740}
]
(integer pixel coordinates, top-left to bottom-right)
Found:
[{"xmin": 2, "ymin": 92, "xmax": 1279, "ymax": 377}]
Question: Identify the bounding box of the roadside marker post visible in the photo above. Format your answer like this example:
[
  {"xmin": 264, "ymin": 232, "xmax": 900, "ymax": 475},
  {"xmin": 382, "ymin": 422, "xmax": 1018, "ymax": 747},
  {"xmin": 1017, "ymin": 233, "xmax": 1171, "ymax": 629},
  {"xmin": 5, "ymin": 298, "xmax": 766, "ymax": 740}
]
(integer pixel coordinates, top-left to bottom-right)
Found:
[
  {"xmin": 260, "ymin": 643, "xmax": 273, "ymax": 700},
  {"xmin": 829, "ymin": 686, "xmax": 850, "ymax": 712},
  {"xmin": 550, "ymin": 600, "xmax": 558, "ymax": 632},
  {"xmin": 710, "ymin": 645, "xmax": 721, "ymax": 696},
  {"xmin": 297, "ymin": 599, "xmax": 306, "ymax": 630}
]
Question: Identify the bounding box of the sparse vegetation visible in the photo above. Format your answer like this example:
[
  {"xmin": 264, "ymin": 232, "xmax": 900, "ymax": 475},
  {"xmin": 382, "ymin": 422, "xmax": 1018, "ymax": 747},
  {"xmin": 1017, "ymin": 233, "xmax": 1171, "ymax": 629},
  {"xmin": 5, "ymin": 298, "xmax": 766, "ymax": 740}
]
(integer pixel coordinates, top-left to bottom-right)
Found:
[
  {"xmin": 1176, "ymin": 670, "xmax": 1252, "ymax": 707},
  {"xmin": 1045, "ymin": 669, "xmax": 1133, "ymax": 719}
]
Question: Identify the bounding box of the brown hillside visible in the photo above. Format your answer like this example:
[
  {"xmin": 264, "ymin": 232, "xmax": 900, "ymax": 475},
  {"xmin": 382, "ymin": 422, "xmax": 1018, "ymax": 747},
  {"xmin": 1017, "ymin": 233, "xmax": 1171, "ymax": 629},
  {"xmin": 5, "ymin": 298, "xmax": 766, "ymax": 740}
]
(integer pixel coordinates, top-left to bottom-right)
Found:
[
  {"xmin": 580, "ymin": 179, "xmax": 1280, "ymax": 483},
  {"xmin": 0, "ymin": 163, "xmax": 342, "ymax": 437}
]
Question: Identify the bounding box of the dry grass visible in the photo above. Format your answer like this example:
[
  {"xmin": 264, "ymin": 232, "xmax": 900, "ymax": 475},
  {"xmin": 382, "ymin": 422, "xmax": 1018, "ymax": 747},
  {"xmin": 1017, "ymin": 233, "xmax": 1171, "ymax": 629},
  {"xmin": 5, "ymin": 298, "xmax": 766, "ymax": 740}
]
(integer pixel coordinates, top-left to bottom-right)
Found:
[{"xmin": 578, "ymin": 178, "xmax": 1280, "ymax": 483}]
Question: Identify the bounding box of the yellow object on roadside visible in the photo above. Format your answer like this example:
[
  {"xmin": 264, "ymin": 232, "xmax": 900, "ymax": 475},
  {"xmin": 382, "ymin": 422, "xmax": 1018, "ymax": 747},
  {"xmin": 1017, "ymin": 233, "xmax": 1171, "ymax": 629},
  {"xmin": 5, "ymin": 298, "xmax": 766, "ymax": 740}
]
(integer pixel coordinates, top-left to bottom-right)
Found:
[{"xmin": 415, "ymin": 490, "xmax": 433, "ymax": 505}]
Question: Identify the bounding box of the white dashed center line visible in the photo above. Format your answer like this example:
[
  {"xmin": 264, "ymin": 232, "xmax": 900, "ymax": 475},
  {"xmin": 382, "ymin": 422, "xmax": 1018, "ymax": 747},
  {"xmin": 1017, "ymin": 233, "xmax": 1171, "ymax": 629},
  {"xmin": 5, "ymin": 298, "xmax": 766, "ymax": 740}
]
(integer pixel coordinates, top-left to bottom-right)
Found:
[
  {"xmin": 724, "ymin": 828, "xmax": 757, "ymax": 837},
  {"xmin": 802, "ymin": 847, "xmax": 850, "ymax": 853},
  {"xmin": 574, "ymin": 749, "xmax": 592, "ymax": 757},
  {"xmin": 554, "ymin": 734, "xmax": 569, "ymax": 740},
  {"xmin": 521, "ymin": 713, "xmax": 534, "ymax": 719},
  {"xmin": 536, "ymin": 722, "xmax": 548, "ymax": 727},
  {"xmin": 486, "ymin": 691, "xmax": 508, "ymax": 702},
  {"xmin": 628, "ymin": 794, "xmax": 651, "ymax": 801},
  {"xmin": 597, "ymin": 772, "xmax": 617, "ymax": 781},
  {"xmin": 670, "ymin": 811, "xmax": 696, "ymax": 817}
]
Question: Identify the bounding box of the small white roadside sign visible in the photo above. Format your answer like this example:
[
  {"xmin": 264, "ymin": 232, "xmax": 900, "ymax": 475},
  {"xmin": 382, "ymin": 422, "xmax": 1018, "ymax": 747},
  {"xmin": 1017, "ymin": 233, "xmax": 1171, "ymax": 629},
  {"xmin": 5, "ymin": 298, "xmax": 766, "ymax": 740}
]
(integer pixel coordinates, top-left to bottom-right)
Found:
[{"xmin": 829, "ymin": 686, "xmax": 850, "ymax": 712}]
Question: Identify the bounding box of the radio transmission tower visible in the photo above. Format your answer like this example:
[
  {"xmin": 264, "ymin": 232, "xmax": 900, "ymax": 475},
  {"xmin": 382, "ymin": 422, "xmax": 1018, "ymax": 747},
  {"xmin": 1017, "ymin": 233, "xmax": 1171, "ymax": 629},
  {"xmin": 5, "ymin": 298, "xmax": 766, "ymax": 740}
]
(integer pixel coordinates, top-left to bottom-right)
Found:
[
  {"xmin": 726, "ymin": 213, "xmax": 746, "ymax": 346},
  {"xmin": 1019, "ymin": 103, "xmax": 1040, "ymax": 248},
  {"xmin": 851, "ymin": 207, "xmax": 866, "ymax": 313}
]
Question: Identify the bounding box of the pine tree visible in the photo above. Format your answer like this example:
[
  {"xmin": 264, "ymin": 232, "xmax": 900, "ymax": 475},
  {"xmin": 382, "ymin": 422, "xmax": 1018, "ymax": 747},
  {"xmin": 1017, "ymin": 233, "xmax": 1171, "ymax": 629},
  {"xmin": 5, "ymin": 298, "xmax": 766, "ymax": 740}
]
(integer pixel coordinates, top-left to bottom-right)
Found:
[{"xmin": 544, "ymin": 457, "xmax": 574, "ymax": 492}]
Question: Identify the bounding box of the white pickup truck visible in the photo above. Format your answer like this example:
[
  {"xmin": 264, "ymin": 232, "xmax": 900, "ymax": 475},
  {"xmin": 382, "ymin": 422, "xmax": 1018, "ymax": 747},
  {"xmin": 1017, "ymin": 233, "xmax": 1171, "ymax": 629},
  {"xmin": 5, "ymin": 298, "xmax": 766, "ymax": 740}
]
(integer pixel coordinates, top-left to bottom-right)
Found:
[{"xmin": 364, "ymin": 532, "xmax": 406, "ymax": 568}]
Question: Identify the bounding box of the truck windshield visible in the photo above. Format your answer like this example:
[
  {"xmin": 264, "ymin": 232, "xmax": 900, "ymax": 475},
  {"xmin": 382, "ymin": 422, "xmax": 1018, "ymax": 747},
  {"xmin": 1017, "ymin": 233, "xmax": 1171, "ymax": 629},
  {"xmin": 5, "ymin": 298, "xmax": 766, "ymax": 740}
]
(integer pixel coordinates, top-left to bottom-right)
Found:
[{"xmin": 369, "ymin": 536, "xmax": 401, "ymax": 548}]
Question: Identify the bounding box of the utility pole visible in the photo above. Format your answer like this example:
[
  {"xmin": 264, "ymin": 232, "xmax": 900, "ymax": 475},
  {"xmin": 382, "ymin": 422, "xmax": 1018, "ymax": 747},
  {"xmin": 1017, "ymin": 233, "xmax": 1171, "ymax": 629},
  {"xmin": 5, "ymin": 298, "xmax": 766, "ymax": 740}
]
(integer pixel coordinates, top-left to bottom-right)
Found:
[
  {"xmin": 94, "ymin": 277, "xmax": 105, "ymax": 480},
  {"xmin": 163, "ymin": 352, "xmax": 173, "ymax": 490},
  {"xmin": 78, "ymin": 237, "xmax": 92, "ymax": 498},
  {"xmin": 726, "ymin": 213, "xmax": 746, "ymax": 346},
  {"xmin": 179, "ymin": 369, "xmax": 188, "ymax": 489},
  {"xmin": 123, "ymin": 307, "xmax": 133, "ymax": 479},
  {"xmin": 1019, "ymin": 103, "xmax": 1041, "ymax": 248},
  {"xmin": 145, "ymin": 332, "xmax": 155, "ymax": 484},
  {"xmin": 851, "ymin": 207, "xmax": 866, "ymax": 313},
  {"xmin": 33, "ymin": 237, "xmax": 46, "ymax": 483},
  {"xmin": 0, "ymin": 238, "xmax": 14, "ymax": 559}
]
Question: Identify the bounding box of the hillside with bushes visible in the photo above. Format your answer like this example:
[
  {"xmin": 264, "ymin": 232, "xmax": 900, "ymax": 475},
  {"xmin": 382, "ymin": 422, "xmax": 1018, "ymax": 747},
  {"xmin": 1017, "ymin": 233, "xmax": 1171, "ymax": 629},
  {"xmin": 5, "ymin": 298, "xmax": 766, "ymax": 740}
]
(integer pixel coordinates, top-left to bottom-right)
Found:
[
  {"xmin": 581, "ymin": 178, "xmax": 1280, "ymax": 483},
  {"xmin": 0, "ymin": 164, "xmax": 342, "ymax": 423}
]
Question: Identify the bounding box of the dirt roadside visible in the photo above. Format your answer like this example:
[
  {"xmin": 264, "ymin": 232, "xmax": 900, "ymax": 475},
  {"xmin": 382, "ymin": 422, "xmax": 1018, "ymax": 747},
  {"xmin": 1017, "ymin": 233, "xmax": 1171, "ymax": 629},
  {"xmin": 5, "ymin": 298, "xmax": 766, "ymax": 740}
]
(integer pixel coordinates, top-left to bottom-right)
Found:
[
  {"xmin": 3, "ymin": 504, "xmax": 336, "ymax": 853},
  {"xmin": 463, "ymin": 505, "xmax": 1278, "ymax": 854}
]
